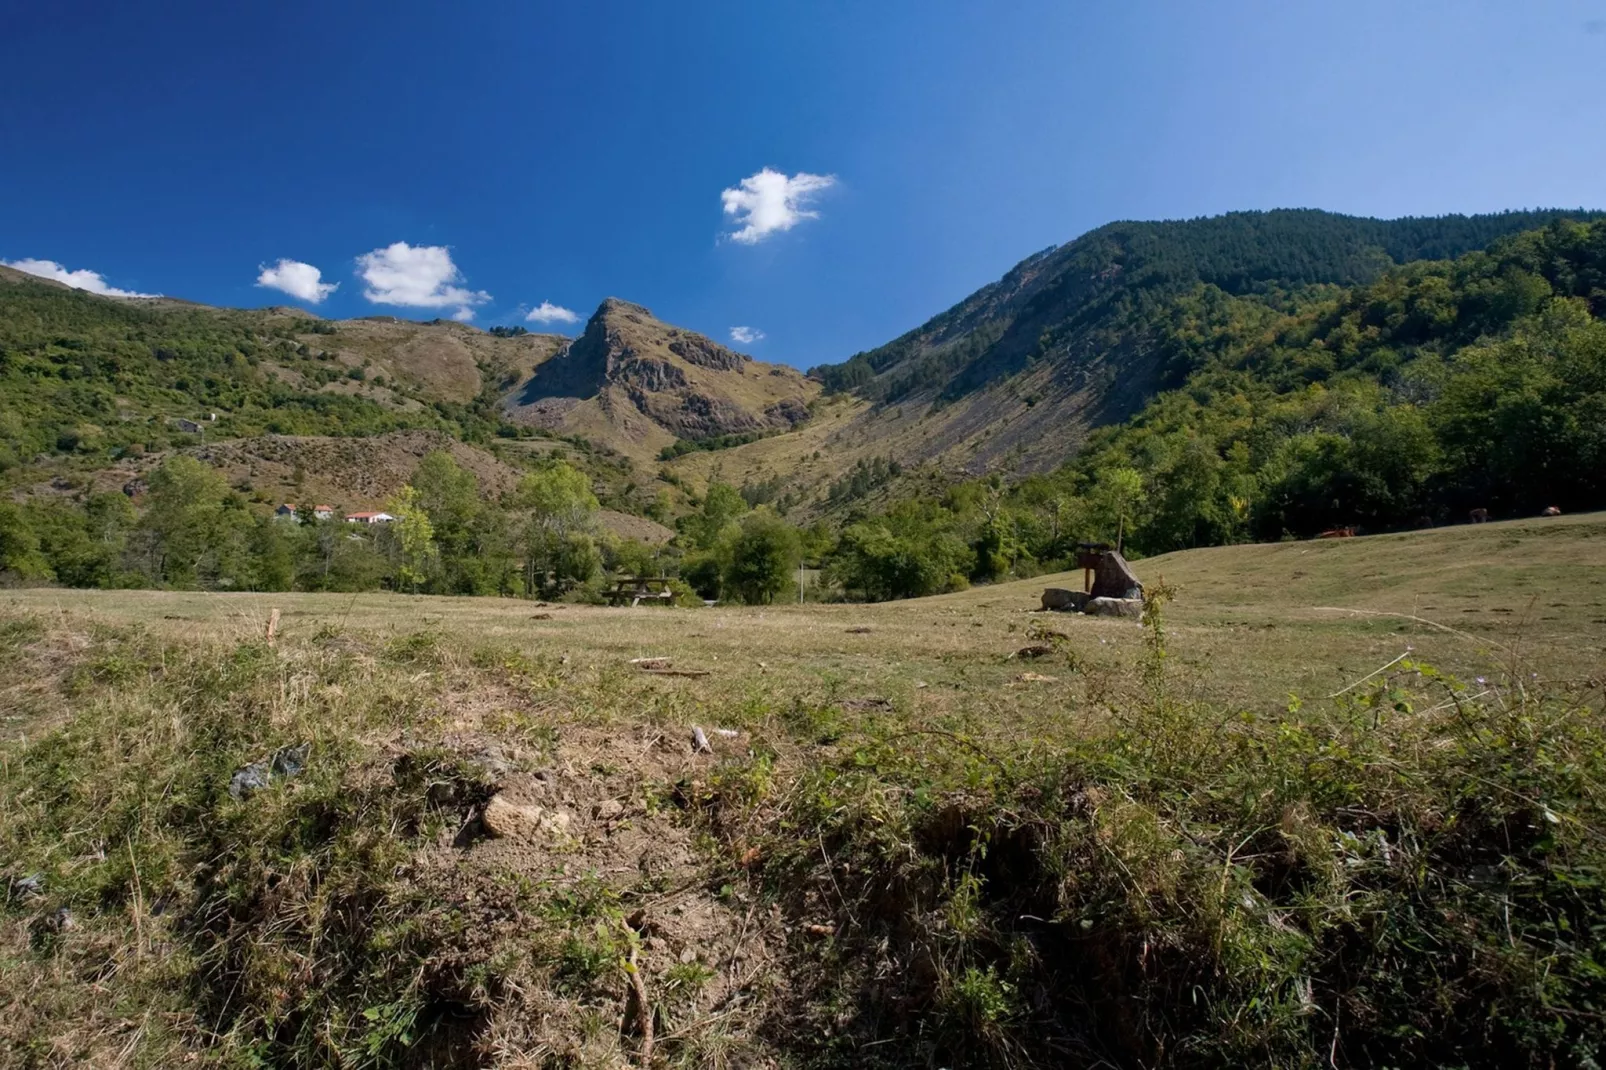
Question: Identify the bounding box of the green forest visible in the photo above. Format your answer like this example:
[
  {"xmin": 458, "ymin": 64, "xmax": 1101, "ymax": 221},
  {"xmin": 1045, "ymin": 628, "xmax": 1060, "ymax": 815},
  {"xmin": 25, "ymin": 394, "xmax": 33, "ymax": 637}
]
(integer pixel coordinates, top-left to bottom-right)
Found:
[{"xmin": 3, "ymin": 215, "xmax": 1604, "ymax": 601}]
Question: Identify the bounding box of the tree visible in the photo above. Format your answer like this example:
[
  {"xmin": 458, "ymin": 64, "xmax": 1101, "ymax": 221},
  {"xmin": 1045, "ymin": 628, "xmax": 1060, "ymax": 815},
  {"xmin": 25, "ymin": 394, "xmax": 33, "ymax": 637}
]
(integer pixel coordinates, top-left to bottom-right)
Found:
[
  {"xmin": 409, "ymin": 451, "xmax": 482, "ymax": 593},
  {"xmin": 1092, "ymin": 467, "xmax": 1145, "ymax": 550},
  {"xmin": 138, "ymin": 456, "xmax": 247, "ymax": 587},
  {"xmin": 386, "ymin": 485, "xmax": 436, "ymax": 593},
  {"xmin": 680, "ymin": 482, "xmax": 747, "ymax": 551},
  {"xmin": 511, "ymin": 461, "xmax": 599, "ymax": 596},
  {"xmin": 0, "ymin": 503, "xmax": 51, "ymax": 582},
  {"xmin": 720, "ymin": 510, "xmax": 799, "ymax": 604}
]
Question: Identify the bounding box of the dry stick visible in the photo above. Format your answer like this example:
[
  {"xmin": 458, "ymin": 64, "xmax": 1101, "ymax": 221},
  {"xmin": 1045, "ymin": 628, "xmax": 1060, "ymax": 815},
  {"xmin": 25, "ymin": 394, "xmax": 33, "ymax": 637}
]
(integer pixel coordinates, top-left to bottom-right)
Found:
[
  {"xmin": 1326, "ymin": 650, "xmax": 1412, "ymax": 699},
  {"xmin": 265, "ymin": 607, "xmax": 280, "ymax": 647},
  {"xmin": 625, "ymin": 945, "xmax": 654, "ymax": 1066},
  {"xmin": 1309, "ymin": 607, "xmax": 1481, "ymax": 645},
  {"xmin": 126, "ymin": 836, "xmax": 144, "ymax": 962}
]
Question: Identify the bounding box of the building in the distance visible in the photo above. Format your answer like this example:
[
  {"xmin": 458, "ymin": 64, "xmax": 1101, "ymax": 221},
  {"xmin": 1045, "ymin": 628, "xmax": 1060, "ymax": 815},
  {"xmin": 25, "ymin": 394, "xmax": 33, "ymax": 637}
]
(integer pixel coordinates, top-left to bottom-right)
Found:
[
  {"xmin": 312, "ymin": 505, "xmax": 335, "ymax": 520},
  {"xmin": 274, "ymin": 504, "xmax": 297, "ymax": 521},
  {"xmin": 344, "ymin": 511, "xmax": 395, "ymax": 525}
]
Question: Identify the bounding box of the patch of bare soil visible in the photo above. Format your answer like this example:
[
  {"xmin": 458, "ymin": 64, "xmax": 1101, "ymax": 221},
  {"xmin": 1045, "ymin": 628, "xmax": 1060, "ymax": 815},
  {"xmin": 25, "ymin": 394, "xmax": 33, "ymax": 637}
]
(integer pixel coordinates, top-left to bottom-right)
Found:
[{"xmin": 390, "ymin": 721, "xmax": 783, "ymax": 1064}]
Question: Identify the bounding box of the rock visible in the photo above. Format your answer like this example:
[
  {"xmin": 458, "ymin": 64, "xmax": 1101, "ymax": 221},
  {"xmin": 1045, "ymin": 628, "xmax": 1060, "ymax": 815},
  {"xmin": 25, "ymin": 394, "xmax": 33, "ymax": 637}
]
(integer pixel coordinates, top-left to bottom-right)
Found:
[
  {"xmin": 229, "ymin": 743, "xmax": 310, "ymax": 799},
  {"xmin": 228, "ymin": 761, "xmax": 271, "ymax": 800},
  {"xmin": 691, "ymin": 725, "xmax": 712, "ymax": 754},
  {"xmin": 1013, "ymin": 645, "xmax": 1056, "ymax": 659},
  {"xmin": 1017, "ymin": 672, "xmax": 1058, "ymax": 683},
  {"xmin": 679, "ymin": 946, "xmax": 698, "ymax": 964},
  {"xmin": 1041, "ymin": 588, "xmax": 1088, "ymax": 612},
  {"xmin": 272, "ymin": 743, "xmax": 309, "ymax": 778},
  {"xmin": 631, "ymin": 657, "xmax": 673, "ymax": 670},
  {"xmin": 1086, "ymin": 597, "xmax": 1144, "ymax": 619},
  {"xmin": 594, "ymin": 798, "xmax": 624, "ymax": 821},
  {"xmin": 482, "ymin": 794, "xmax": 572, "ymax": 840}
]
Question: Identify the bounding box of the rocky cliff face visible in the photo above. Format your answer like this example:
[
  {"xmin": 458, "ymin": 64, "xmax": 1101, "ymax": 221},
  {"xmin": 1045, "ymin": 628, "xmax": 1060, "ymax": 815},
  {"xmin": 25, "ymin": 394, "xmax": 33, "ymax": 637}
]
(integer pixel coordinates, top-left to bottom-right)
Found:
[{"xmin": 503, "ymin": 298, "xmax": 816, "ymax": 452}]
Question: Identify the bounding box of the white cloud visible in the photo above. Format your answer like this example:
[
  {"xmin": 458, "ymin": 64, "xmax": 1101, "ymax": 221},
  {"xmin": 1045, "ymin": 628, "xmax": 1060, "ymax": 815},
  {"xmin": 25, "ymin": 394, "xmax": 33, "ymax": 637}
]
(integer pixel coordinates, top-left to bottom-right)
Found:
[
  {"xmin": 729, "ymin": 325, "xmax": 765, "ymax": 345},
  {"xmin": 2, "ymin": 257, "xmax": 158, "ymax": 298},
  {"xmin": 255, "ymin": 258, "xmax": 337, "ymax": 304},
  {"xmin": 355, "ymin": 242, "xmax": 490, "ymax": 321},
  {"xmin": 720, "ymin": 168, "xmax": 836, "ymax": 244},
  {"xmin": 526, "ymin": 301, "xmax": 579, "ymax": 325},
  {"xmin": 450, "ymin": 306, "xmax": 476, "ymax": 322}
]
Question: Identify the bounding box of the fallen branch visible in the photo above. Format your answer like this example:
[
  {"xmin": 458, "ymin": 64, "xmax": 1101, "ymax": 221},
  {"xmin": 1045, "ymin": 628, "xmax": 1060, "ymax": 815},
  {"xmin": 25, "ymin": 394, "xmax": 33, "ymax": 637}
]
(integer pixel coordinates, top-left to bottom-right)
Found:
[
  {"xmin": 625, "ymin": 945, "xmax": 654, "ymax": 1067},
  {"xmin": 642, "ymin": 668, "xmax": 711, "ymax": 678}
]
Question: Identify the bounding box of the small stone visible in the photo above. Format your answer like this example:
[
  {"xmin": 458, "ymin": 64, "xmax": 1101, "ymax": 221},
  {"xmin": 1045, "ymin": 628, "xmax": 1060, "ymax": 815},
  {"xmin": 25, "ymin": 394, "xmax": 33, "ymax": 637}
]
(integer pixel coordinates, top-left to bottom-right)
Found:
[
  {"xmin": 594, "ymin": 799, "xmax": 624, "ymax": 820},
  {"xmin": 679, "ymin": 946, "xmax": 698, "ymax": 964},
  {"xmin": 228, "ymin": 761, "xmax": 271, "ymax": 800},
  {"xmin": 482, "ymin": 794, "xmax": 571, "ymax": 840}
]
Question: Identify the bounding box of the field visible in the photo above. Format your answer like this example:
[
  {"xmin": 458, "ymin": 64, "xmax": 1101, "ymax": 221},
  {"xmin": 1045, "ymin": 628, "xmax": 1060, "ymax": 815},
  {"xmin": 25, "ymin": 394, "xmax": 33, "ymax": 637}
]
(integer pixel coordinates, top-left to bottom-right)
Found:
[{"xmin": 2, "ymin": 514, "xmax": 1603, "ymax": 1068}]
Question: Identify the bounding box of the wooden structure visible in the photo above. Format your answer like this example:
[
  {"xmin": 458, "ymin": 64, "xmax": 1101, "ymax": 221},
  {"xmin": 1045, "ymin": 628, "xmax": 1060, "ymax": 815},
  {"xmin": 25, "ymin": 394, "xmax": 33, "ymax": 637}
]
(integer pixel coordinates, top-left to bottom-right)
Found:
[
  {"xmin": 1074, "ymin": 543, "xmax": 1144, "ymax": 600},
  {"xmin": 607, "ymin": 576, "xmax": 675, "ymax": 607}
]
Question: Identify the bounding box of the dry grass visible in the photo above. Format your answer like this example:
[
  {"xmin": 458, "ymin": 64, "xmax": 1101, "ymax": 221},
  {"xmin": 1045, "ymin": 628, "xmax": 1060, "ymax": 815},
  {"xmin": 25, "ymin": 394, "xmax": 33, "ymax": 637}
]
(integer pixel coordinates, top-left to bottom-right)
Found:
[
  {"xmin": 2, "ymin": 516, "xmax": 1602, "ymax": 1068},
  {"xmin": 11, "ymin": 510, "xmax": 1600, "ymax": 713}
]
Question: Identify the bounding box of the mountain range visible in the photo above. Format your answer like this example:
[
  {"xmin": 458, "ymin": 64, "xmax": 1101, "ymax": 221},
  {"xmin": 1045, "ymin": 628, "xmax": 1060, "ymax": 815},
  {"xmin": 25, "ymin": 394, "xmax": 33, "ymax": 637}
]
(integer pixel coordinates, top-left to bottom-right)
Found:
[{"xmin": 3, "ymin": 207, "xmax": 1601, "ymax": 524}]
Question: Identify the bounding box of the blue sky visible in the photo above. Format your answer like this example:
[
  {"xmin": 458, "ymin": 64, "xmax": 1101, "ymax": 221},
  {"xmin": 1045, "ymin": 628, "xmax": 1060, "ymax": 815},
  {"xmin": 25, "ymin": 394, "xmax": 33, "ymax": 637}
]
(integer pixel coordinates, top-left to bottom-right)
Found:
[{"xmin": 3, "ymin": 1, "xmax": 1604, "ymax": 367}]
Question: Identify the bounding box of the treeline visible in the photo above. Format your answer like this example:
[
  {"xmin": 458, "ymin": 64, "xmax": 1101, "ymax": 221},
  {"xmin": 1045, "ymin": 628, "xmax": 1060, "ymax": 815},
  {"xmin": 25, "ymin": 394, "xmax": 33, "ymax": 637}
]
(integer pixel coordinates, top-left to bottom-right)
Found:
[
  {"xmin": 0, "ymin": 451, "xmax": 670, "ymax": 599},
  {"xmin": 657, "ymin": 429, "xmax": 773, "ymax": 461}
]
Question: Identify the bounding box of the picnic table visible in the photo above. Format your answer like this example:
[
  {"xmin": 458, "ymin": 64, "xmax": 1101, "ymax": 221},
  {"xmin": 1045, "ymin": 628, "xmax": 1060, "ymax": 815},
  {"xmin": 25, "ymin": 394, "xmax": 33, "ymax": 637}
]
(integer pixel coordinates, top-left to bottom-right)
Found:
[{"xmin": 607, "ymin": 576, "xmax": 675, "ymax": 607}]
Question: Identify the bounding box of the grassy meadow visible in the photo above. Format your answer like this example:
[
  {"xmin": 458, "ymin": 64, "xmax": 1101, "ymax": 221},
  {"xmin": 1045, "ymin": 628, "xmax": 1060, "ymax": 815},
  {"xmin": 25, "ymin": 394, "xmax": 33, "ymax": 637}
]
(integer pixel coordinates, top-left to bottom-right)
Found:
[{"xmin": 1, "ymin": 514, "xmax": 1603, "ymax": 1068}]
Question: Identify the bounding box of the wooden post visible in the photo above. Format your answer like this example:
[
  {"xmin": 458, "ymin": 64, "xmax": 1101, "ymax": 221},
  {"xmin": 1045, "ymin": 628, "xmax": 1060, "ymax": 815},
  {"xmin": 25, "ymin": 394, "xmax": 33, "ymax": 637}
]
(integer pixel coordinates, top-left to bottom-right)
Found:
[{"xmin": 266, "ymin": 608, "xmax": 280, "ymax": 647}]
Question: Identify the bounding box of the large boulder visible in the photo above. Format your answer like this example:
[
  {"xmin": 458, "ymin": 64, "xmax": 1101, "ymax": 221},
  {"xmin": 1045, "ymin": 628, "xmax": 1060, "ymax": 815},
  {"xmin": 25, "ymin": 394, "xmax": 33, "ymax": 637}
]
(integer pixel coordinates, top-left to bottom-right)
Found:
[
  {"xmin": 1041, "ymin": 588, "xmax": 1089, "ymax": 612},
  {"xmin": 1086, "ymin": 597, "xmax": 1144, "ymax": 619}
]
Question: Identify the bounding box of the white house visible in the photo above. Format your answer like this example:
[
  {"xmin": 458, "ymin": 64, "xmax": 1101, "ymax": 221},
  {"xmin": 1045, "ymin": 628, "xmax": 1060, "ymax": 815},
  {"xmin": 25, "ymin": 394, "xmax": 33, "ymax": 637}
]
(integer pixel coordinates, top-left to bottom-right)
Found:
[
  {"xmin": 312, "ymin": 505, "xmax": 335, "ymax": 520},
  {"xmin": 344, "ymin": 511, "xmax": 395, "ymax": 525}
]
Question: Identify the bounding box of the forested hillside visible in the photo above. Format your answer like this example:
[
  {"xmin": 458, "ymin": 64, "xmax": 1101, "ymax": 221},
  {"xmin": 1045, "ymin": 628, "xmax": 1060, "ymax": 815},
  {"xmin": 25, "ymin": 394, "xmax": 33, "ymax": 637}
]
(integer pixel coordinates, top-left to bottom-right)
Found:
[
  {"xmin": 817, "ymin": 217, "xmax": 1606, "ymax": 597},
  {"xmin": 791, "ymin": 209, "xmax": 1604, "ymax": 479}
]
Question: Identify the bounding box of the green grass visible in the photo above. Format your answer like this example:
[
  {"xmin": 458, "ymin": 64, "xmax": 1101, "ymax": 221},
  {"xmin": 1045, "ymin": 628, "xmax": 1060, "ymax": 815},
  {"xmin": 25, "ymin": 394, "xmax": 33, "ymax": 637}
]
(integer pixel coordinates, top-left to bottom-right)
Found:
[{"xmin": 1, "ymin": 516, "xmax": 1603, "ymax": 1067}]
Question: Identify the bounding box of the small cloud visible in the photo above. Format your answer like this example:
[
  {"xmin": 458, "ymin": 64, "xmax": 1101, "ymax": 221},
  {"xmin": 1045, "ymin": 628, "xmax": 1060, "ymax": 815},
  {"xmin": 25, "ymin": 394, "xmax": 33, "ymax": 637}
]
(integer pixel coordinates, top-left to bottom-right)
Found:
[
  {"xmin": 356, "ymin": 242, "xmax": 489, "ymax": 322},
  {"xmin": 729, "ymin": 325, "xmax": 765, "ymax": 345},
  {"xmin": 526, "ymin": 300, "xmax": 580, "ymax": 325},
  {"xmin": 721, "ymin": 167, "xmax": 836, "ymax": 244},
  {"xmin": 2, "ymin": 257, "xmax": 157, "ymax": 298},
  {"xmin": 450, "ymin": 307, "xmax": 476, "ymax": 322},
  {"xmin": 256, "ymin": 258, "xmax": 337, "ymax": 304}
]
